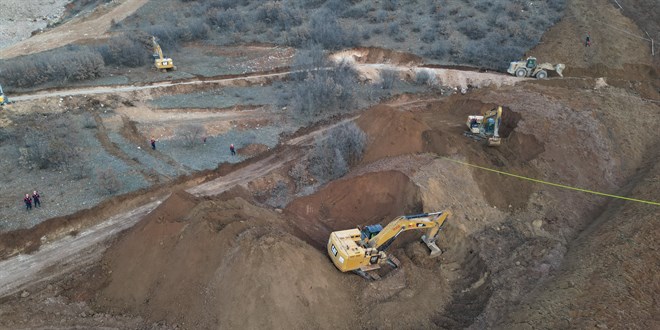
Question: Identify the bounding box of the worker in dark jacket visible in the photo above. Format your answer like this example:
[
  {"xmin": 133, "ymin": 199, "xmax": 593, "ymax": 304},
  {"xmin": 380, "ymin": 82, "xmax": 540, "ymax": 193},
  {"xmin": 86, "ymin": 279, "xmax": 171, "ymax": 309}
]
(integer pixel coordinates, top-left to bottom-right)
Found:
[
  {"xmin": 23, "ymin": 194, "xmax": 32, "ymax": 211},
  {"xmin": 32, "ymin": 191, "xmax": 41, "ymax": 208},
  {"xmin": 230, "ymin": 143, "xmax": 236, "ymax": 156},
  {"xmin": 150, "ymin": 137, "xmax": 157, "ymax": 150}
]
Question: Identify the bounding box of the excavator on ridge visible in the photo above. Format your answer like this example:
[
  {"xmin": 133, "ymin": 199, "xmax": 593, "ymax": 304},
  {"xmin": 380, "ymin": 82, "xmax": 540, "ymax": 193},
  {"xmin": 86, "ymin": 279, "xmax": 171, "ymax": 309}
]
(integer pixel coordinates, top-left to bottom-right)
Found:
[
  {"xmin": 327, "ymin": 211, "xmax": 450, "ymax": 280},
  {"xmin": 465, "ymin": 105, "xmax": 503, "ymax": 147},
  {"xmin": 151, "ymin": 36, "xmax": 176, "ymax": 72}
]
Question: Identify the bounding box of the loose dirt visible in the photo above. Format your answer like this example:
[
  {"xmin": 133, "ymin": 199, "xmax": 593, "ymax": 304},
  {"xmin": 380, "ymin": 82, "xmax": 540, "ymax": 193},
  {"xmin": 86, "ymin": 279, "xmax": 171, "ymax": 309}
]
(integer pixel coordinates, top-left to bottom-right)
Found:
[{"xmin": 1, "ymin": 0, "xmax": 659, "ymax": 328}]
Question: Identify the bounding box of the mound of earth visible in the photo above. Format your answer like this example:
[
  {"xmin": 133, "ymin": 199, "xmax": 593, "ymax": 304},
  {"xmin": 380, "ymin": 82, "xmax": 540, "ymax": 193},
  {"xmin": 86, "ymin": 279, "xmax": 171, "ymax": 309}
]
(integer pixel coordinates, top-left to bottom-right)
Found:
[
  {"xmin": 93, "ymin": 191, "xmax": 358, "ymax": 329},
  {"xmin": 356, "ymin": 105, "xmax": 431, "ymax": 164},
  {"xmin": 286, "ymin": 170, "xmax": 422, "ymax": 246}
]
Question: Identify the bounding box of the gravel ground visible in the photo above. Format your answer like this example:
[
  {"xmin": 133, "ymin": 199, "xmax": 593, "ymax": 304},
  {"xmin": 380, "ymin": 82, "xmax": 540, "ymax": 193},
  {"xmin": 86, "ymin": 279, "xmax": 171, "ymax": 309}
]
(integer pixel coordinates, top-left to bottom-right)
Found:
[
  {"xmin": 150, "ymin": 85, "xmax": 283, "ymax": 109},
  {"xmin": 107, "ymin": 132, "xmax": 181, "ymax": 177},
  {"xmin": 0, "ymin": 0, "xmax": 71, "ymax": 49},
  {"xmin": 158, "ymin": 126, "xmax": 283, "ymax": 171},
  {"xmin": 0, "ymin": 121, "xmax": 149, "ymax": 232}
]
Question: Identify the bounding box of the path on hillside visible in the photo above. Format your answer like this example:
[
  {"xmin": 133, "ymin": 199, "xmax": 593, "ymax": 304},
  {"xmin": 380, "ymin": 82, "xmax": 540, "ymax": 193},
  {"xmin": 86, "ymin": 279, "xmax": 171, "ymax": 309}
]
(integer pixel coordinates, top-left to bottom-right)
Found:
[
  {"xmin": 10, "ymin": 64, "xmax": 525, "ymax": 103},
  {"xmin": 0, "ymin": 0, "xmax": 150, "ymax": 59}
]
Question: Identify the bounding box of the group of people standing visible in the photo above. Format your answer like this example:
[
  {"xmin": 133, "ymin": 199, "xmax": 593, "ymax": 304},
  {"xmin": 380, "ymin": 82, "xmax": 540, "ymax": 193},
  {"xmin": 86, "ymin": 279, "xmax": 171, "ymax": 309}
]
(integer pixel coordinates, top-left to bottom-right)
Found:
[{"xmin": 23, "ymin": 191, "xmax": 41, "ymax": 211}]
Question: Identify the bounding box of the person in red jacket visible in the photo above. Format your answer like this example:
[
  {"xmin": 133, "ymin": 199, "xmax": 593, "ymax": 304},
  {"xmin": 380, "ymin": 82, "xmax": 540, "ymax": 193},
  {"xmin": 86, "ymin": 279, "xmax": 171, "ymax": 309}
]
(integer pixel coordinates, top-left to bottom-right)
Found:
[
  {"xmin": 230, "ymin": 143, "xmax": 236, "ymax": 156},
  {"xmin": 32, "ymin": 191, "xmax": 41, "ymax": 208},
  {"xmin": 150, "ymin": 137, "xmax": 157, "ymax": 150},
  {"xmin": 23, "ymin": 194, "xmax": 32, "ymax": 211}
]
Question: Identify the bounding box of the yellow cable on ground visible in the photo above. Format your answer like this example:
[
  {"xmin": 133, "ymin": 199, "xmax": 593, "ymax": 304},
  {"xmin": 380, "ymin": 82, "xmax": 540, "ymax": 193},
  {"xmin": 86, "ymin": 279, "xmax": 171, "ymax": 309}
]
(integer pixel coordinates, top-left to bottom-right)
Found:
[{"xmin": 436, "ymin": 156, "xmax": 660, "ymax": 206}]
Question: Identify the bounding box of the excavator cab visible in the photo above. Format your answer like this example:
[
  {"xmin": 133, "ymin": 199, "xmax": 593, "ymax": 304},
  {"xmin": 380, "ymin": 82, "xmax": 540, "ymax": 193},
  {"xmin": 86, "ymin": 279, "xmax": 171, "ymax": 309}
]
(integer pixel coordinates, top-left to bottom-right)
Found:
[
  {"xmin": 526, "ymin": 57, "xmax": 537, "ymax": 69},
  {"xmin": 361, "ymin": 224, "xmax": 383, "ymax": 240}
]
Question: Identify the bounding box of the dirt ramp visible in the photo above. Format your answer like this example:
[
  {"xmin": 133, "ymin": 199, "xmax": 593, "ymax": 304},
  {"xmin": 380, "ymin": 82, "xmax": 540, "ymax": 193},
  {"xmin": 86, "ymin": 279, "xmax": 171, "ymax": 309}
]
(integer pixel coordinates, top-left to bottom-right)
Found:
[
  {"xmin": 95, "ymin": 196, "xmax": 357, "ymax": 329},
  {"xmin": 357, "ymin": 105, "xmax": 431, "ymax": 164},
  {"xmin": 286, "ymin": 170, "xmax": 422, "ymax": 246}
]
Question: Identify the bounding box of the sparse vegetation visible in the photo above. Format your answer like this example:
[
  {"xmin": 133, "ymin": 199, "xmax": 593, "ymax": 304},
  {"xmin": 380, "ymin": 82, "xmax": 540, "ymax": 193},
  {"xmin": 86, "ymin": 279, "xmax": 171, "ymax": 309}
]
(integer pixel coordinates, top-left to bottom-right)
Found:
[
  {"xmin": 96, "ymin": 167, "xmax": 122, "ymax": 195},
  {"xmin": 177, "ymin": 123, "xmax": 207, "ymax": 148},
  {"xmin": 282, "ymin": 56, "xmax": 360, "ymax": 124},
  {"xmin": 307, "ymin": 122, "xmax": 366, "ymax": 182}
]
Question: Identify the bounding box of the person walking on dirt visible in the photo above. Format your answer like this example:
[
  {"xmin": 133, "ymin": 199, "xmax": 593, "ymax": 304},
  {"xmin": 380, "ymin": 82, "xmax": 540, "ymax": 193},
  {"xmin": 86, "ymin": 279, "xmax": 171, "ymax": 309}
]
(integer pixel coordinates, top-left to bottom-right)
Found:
[
  {"xmin": 150, "ymin": 137, "xmax": 157, "ymax": 150},
  {"xmin": 23, "ymin": 194, "xmax": 32, "ymax": 211},
  {"xmin": 585, "ymin": 32, "xmax": 591, "ymax": 47},
  {"xmin": 230, "ymin": 144, "xmax": 236, "ymax": 156},
  {"xmin": 32, "ymin": 191, "xmax": 41, "ymax": 208}
]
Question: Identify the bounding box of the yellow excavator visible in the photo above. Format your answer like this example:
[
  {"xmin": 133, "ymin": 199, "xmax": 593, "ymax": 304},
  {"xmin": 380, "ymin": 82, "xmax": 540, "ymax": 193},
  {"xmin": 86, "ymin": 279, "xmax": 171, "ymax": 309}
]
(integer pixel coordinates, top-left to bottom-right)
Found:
[
  {"xmin": 151, "ymin": 36, "xmax": 176, "ymax": 72},
  {"xmin": 465, "ymin": 105, "xmax": 502, "ymax": 147},
  {"xmin": 327, "ymin": 211, "xmax": 450, "ymax": 280},
  {"xmin": 0, "ymin": 84, "xmax": 9, "ymax": 106}
]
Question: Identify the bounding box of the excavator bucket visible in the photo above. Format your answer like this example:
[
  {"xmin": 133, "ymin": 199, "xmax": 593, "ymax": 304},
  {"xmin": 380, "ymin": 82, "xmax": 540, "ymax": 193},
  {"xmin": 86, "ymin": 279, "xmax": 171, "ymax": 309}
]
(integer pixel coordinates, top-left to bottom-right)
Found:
[
  {"xmin": 487, "ymin": 137, "xmax": 502, "ymax": 147},
  {"xmin": 421, "ymin": 235, "xmax": 442, "ymax": 258}
]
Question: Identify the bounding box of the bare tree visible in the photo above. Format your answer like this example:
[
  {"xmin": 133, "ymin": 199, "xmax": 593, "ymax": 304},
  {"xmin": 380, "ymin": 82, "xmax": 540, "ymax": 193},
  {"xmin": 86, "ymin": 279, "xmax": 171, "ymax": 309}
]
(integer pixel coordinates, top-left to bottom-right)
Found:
[{"xmin": 178, "ymin": 123, "xmax": 207, "ymax": 148}]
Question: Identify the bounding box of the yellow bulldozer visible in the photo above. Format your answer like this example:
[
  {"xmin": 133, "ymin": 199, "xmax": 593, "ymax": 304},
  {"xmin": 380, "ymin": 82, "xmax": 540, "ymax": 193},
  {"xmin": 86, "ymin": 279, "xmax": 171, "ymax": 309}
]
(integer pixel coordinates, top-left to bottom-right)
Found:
[
  {"xmin": 465, "ymin": 105, "xmax": 503, "ymax": 147},
  {"xmin": 507, "ymin": 56, "xmax": 564, "ymax": 79},
  {"xmin": 327, "ymin": 211, "xmax": 450, "ymax": 280},
  {"xmin": 151, "ymin": 36, "xmax": 176, "ymax": 72}
]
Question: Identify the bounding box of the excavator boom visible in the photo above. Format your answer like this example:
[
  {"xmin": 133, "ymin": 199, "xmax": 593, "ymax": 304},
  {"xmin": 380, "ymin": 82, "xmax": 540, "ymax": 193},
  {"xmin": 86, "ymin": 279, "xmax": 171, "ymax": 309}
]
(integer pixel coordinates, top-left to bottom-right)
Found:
[{"xmin": 151, "ymin": 36, "xmax": 175, "ymax": 71}]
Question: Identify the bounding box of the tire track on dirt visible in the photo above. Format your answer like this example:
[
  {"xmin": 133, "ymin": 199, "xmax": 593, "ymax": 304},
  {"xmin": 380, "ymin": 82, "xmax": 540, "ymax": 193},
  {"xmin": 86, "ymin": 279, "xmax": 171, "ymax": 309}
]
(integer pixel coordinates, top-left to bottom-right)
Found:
[
  {"xmin": 119, "ymin": 116, "xmax": 192, "ymax": 176},
  {"xmin": 93, "ymin": 113, "xmax": 164, "ymax": 184}
]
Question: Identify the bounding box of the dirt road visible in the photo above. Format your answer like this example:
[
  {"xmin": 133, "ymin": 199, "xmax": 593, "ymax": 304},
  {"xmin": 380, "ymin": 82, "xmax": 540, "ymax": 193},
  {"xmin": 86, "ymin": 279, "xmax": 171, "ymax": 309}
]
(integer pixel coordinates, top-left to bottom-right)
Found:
[
  {"xmin": 0, "ymin": 199, "xmax": 161, "ymax": 297},
  {"xmin": 10, "ymin": 64, "xmax": 524, "ymax": 104}
]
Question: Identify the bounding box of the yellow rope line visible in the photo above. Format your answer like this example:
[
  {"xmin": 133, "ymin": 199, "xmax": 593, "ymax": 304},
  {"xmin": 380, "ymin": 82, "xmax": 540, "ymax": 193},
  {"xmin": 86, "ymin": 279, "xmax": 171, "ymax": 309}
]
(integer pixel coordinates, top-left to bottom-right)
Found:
[{"xmin": 437, "ymin": 156, "xmax": 660, "ymax": 206}]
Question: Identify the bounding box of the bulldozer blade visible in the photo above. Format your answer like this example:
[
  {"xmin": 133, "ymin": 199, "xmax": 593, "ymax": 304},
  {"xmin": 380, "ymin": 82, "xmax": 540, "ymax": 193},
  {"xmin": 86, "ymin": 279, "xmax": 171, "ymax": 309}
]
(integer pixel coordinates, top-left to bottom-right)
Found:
[
  {"xmin": 421, "ymin": 235, "xmax": 443, "ymax": 258},
  {"xmin": 555, "ymin": 64, "xmax": 565, "ymax": 77}
]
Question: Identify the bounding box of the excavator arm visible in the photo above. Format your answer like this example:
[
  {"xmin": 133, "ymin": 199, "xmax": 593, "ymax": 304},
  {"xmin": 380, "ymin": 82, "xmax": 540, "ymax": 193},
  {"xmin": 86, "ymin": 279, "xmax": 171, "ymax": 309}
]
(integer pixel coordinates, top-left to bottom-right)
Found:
[
  {"xmin": 364, "ymin": 211, "xmax": 449, "ymax": 256},
  {"xmin": 152, "ymin": 36, "xmax": 164, "ymax": 60}
]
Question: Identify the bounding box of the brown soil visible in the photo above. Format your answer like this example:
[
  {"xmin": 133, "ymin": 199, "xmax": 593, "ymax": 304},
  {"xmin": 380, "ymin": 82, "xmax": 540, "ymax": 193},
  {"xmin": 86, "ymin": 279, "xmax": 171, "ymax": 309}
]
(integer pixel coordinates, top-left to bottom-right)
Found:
[
  {"xmin": 1, "ymin": 0, "xmax": 659, "ymax": 328},
  {"xmin": 94, "ymin": 191, "xmax": 359, "ymax": 329},
  {"xmin": 286, "ymin": 170, "xmax": 422, "ymax": 246}
]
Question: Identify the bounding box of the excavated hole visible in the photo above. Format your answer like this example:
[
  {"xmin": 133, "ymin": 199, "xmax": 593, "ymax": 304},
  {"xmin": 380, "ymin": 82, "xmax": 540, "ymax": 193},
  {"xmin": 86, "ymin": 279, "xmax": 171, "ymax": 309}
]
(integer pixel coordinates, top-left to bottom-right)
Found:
[{"xmin": 286, "ymin": 170, "xmax": 492, "ymax": 327}]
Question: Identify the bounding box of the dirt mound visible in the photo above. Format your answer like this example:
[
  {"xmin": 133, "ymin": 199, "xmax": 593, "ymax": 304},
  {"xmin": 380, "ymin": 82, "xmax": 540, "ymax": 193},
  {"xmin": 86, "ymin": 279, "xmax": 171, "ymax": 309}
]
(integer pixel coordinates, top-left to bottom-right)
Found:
[
  {"xmin": 94, "ymin": 192, "xmax": 357, "ymax": 329},
  {"xmin": 286, "ymin": 170, "xmax": 422, "ymax": 246},
  {"xmin": 356, "ymin": 105, "xmax": 431, "ymax": 164},
  {"xmin": 331, "ymin": 47, "xmax": 422, "ymax": 66}
]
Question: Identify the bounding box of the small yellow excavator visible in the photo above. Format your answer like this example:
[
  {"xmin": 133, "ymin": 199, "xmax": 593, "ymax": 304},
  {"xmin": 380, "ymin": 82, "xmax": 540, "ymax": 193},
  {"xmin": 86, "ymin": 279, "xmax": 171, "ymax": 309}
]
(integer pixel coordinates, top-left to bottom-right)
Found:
[
  {"xmin": 151, "ymin": 36, "xmax": 176, "ymax": 72},
  {"xmin": 0, "ymin": 84, "xmax": 10, "ymax": 106},
  {"xmin": 327, "ymin": 211, "xmax": 450, "ymax": 280},
  {"xmin": 465, "ymin": 105, "xmax": 502, "ymax": 147}
]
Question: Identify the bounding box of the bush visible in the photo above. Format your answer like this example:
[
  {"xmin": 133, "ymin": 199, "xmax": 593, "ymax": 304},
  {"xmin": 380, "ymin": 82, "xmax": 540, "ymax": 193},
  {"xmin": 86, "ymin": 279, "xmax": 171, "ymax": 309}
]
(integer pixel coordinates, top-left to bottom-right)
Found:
[
  {"xmin": 308, "ymin": 8, "xmax": 356, "ymax": 49},
  {"xmin": 426, "ymin": 39, "xmax": 450, "ymax": 59},
  {"xmin": 458, "ymin": 19, "xmax": 488, "ymax": 40},
  {"xmin": 96, "ymin": 168, "xmax": 122, "ymax": 195},
  {"xmin": 96, "ymin": 37, "xmax": 148, "ymax": 67},
  {"xmin": 177, "ymin": 123, "xmax": 207, "ymax": 148},
  {"xmin": 308, "ymin": 122, "xmax": 366, "ymax": 181},
  {"xmin": 380, "ymin": 70, "xmax": 398, "ymax": 89},
  {"xmin": 0, "ymin": 47, "xmax": 104, "ymax": 88},
  {"xmin": 286, "ymin": 62, "xmax": 360, "ymax": 124},
  {"xmin": 255, "ymin": 2, "xmax": 303, "ymax": 31},
  {"xmin": 288, "ymin": 45, "xmax": 328, "ymax": 81},
  {"xmin": 387, "ymin": 22, "xmax": 400, "ymax": 37}
]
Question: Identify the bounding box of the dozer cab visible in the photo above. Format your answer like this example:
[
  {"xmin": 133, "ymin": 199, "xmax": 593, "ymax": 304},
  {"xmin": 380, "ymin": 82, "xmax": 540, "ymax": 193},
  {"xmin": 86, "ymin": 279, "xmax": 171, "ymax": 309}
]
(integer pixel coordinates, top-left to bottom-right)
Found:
[
  {"xmin": 151, "ymin": 36, "xmax": 176, "ymax": 72},
  {"xmin": 327, "ymin": 211, "xmax": 450, "ymax": 280},
  {"xmin": 507, "ymin": 56, "xmax": 565, "ymax": 79},
  {"xmin": 465, "ymin": 105, "xmax": 503, "ymax": 147}
]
